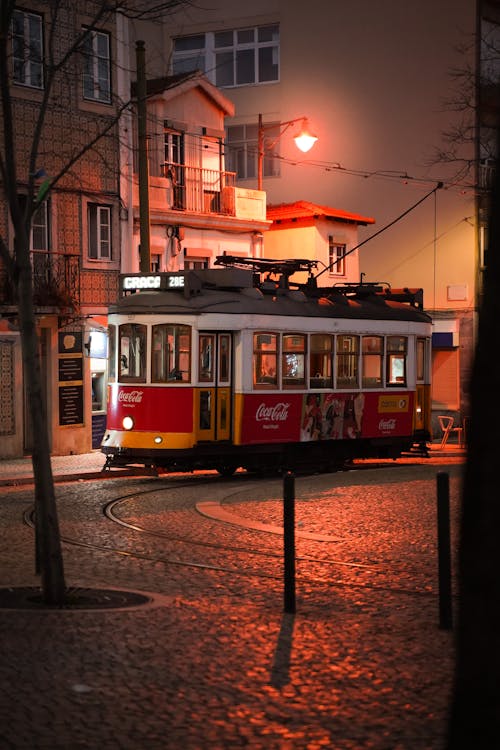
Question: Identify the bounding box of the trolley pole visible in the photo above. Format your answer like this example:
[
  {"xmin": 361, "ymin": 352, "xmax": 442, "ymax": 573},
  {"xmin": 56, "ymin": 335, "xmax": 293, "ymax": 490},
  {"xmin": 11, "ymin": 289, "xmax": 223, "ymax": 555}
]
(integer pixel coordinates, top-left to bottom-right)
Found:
[
  {"xmin": 437, "ymin": 471, "xmax": 453, "ymax": 630},
  {"xmin": 283, "ymin": 472, "xmax": 296, "ymax": 613}
]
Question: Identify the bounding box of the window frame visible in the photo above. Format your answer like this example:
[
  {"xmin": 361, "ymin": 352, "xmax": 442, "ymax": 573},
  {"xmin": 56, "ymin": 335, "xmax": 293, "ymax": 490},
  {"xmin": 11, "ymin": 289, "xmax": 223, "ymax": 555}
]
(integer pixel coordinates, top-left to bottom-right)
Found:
[
  {"xmin": 253, "ymin": 332, "xmax": 278, "ymax": 388},
  {"xmin": 336, "ymin": 334, "xmax": 360, "ymax": 389},
  {"xmin": 386, "ymin": 336, "xmax": 408, "ymax": 387},
  {"xmin": 118, "ymin": 323, "xmax": 147, "ymax": 383},
  {"xmin": 82, "ymin": 27, "xmax": 111, "ymax": 104},
  {"xmin": 226, "ymin": 121, "xmax": 280, "ymax": 181},
  {"xmin": 172, "ymin": 24, "xmax": 280, "ymax": 88},
  {"xmin": 11, "ymin": 9, "xmax": 44, "ymax": 89},
  {"xmin": 87, "ymin": 203, "xmax": 112, "ymax": 262},
  {"xmin": 328, "ymin": 238, "xmax": 346, "ymax": 276}
]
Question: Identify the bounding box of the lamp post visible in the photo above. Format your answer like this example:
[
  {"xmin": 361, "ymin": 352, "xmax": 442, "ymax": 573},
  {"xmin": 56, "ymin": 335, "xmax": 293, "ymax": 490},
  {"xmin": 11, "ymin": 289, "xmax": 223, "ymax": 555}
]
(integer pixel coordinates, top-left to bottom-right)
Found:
[{"xmin": 257, "ymin": 113, "xmax": 318, "ymax": 190}]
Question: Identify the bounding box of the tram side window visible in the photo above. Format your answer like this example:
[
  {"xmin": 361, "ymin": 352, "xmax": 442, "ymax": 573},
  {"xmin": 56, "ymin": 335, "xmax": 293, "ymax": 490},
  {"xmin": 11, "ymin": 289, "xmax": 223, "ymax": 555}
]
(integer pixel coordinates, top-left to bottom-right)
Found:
[
  {"xmin": 309, "ymin": 334, "xmax": 333, "ymax": 389},
  {"xmin": 387, "ymin": 336, "xmax": 407, "ymax": 386},
  {"xmin": 362, "ymin": 335, "xmax": 383, "ymax": 388},
  {"xmin": 336, "ymin": 335, "xmax": 359, "ymax": 389},
  {"xmin": 119, "ymin": 324, "xmax": 146, "ymax": 382},
  {"xmin": 416, "ymin": 337, "xmax": 426, "ymax": 382},
  {"xmin": 199, "ymin": 334, "xmax": 214, "ymax": 382},
  {"xmin": 108, "ymin": 324, "xmax": 116, "ymax": 382},
  {"xmin": 152, "ymin": 324, "xmax": 191, "ymax": 382},
  {"xmin": 219, "ymin": 334, "xmax": 231, "ymax": 384},
  {"xmin": 254, "ymin": 332, "xmax": 278, "ymax": 387},
  {"xmin": 282, "ymin": 334, "xmax": 306, "ymax": 387}
]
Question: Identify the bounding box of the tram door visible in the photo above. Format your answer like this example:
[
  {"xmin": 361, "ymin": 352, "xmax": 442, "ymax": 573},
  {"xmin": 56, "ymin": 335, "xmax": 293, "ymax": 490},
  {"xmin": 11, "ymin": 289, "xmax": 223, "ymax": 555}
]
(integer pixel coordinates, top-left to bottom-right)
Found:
[{"xmin": 197, "ymin": 333, "xmax": 232, "ymax": 442}]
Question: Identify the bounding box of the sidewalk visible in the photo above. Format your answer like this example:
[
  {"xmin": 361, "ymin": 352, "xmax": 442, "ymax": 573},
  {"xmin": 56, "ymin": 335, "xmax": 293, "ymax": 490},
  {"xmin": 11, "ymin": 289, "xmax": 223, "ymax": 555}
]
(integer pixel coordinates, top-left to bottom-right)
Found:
[{"xmin": 0, "ymin": 442, "xmax": 465, "ymax": 486}]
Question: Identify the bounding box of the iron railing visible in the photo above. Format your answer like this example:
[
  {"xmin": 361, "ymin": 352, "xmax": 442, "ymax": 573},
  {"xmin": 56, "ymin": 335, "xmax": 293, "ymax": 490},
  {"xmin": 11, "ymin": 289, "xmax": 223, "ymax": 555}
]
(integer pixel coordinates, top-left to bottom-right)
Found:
[
  {"xmin": 162, "ymin": 163, "xmax": 236, "ymax": 215},
  {"xmin": 31, "ymin": 251, "xmax": 80, "ymax": 308}
]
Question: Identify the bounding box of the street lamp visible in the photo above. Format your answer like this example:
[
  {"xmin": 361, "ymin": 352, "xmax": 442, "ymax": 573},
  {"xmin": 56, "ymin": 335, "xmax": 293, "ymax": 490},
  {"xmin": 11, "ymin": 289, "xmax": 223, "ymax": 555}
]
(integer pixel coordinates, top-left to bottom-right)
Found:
[{"xmin": 257, "ymin": 113, "xmax": 318, "ymax": 190}]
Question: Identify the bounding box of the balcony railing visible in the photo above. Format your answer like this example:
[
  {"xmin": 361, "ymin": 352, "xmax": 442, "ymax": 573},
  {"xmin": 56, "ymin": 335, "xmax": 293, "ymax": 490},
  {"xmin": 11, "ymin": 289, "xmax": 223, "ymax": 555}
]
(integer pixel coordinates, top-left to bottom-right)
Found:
[
  {"xmin": 31, "ymin": 251, "xmax": 80, "ymax": 309},
  {"xmin": 161, "ymin": 163, "xmax": 236, "ymax": 215}
]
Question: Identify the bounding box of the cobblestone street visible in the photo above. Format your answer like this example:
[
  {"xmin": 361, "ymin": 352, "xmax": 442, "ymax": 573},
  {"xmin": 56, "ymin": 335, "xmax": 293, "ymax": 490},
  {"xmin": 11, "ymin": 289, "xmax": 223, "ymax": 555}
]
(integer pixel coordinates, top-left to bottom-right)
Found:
[{"xmin": 0, "ymin": 459, "xmax": 464, "ymax": 749}]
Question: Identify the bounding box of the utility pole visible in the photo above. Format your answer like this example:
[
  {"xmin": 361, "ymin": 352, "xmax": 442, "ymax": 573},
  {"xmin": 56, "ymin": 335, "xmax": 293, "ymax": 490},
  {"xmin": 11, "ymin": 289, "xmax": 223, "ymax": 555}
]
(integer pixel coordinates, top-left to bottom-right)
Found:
[{"xmin": 136, "ymin": 40, "xmax": 150, "ymax": 273}]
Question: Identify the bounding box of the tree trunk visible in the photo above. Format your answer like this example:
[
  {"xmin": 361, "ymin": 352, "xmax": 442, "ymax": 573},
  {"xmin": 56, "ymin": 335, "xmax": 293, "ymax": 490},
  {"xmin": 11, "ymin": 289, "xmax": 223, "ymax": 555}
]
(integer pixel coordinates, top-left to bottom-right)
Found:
[
  {"xmin": 446, "ymin": 132, "xmax": 500, "ymax": 746},
  {"xmin": 16, "ymin": 237, "xmax": 66, "ymax": 605}
]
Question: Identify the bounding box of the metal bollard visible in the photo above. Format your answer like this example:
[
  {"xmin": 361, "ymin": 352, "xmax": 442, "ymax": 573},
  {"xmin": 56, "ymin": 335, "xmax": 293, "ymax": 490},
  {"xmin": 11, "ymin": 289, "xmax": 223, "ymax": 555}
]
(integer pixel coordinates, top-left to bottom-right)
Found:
[
  {"xmin": 283, "ymin": 471, "xmax": 296, "ymax": 614},
  {"xmin": 436, "ymin": 471, "xmax": 453, "ymax": 630}
]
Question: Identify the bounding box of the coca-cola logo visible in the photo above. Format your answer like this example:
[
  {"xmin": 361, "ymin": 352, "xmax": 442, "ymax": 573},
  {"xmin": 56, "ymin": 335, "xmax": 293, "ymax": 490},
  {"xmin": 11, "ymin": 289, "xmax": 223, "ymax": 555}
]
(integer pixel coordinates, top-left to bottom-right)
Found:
[
  {"xmin": 256, "ymin": 402, "xmax": 290, "ymax": 422},
  {"xmin": 379, "ymin": 418, "xmax": 396, "ymax": 431},
  {"xmin": 118, "ymin": 390, "xmax": 144, "ymax": 404}
]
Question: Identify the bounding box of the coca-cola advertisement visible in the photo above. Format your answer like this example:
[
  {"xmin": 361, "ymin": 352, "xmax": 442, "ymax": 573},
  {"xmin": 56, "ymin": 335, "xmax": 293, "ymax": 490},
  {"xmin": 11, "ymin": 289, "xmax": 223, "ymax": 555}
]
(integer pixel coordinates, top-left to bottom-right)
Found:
[
  {"xmin": 241, "ymin": 391, "xmax": 414, "ymax": 445},
  {"xmin": 107, "ymin": 384, "xmax": 193, "ymax": 432},
  {"xmin": 241, "ymin": 395, "xmax": 302, "ymax": 444}
]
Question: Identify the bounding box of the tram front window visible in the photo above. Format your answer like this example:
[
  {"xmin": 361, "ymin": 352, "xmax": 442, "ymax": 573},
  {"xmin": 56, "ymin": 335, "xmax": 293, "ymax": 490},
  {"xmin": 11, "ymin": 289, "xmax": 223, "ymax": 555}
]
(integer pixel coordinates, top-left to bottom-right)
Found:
[
  {"xmin": 152, "ymin": 324, "xmax": 191, "ymax": 383},
  {"xmin": 119, "ymin": 324, "xmax": 146, "ymax": 382}
]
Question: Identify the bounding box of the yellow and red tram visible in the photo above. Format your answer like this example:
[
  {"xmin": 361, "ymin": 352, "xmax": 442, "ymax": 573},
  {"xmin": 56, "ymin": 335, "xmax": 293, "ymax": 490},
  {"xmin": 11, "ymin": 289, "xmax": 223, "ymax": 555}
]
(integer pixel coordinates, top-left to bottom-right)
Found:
[{"xmin": 101, "ymin": 257, "xmax": 432, "ymax": 475}]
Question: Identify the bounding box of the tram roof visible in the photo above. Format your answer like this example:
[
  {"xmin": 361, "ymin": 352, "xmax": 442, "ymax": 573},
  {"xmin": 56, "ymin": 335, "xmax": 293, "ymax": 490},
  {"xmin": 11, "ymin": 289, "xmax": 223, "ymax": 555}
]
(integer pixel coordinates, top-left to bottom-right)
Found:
[{"xmin": 109, "ymin": 265, "xmax": 430, "ymax": 324}]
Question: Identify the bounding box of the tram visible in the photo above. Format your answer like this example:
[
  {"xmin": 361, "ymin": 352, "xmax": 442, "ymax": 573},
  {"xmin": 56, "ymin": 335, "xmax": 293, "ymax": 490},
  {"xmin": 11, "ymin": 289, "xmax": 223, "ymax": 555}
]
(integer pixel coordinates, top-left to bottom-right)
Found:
[{"xmin": 101, "ymin": 256, "xmax": 432, "ymax": 475}]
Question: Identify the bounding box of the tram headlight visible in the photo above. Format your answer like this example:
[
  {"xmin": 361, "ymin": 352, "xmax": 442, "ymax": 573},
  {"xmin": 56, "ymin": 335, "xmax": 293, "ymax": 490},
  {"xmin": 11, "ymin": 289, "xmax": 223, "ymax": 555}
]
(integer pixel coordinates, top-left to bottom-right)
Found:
[
  {"xmin": 154, "ymin": 436, "xmax": 163, "ymax": 444},
  {"xmin": 122, "ymin": 416, "xmax": 134, "ymax": 430}
]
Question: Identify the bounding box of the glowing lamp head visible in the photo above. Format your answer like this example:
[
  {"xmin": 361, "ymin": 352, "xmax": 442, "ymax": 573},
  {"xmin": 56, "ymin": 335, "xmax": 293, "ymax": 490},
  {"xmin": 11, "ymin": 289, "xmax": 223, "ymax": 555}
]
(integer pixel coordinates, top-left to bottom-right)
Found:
[{"xmin": 294, "ymin": 119, "xmax": 318, "ymax": 153}]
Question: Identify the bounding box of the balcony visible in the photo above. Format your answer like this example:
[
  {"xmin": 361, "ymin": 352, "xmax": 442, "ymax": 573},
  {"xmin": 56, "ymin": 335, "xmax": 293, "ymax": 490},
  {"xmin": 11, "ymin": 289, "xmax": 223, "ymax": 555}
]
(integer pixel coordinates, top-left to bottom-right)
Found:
[
  {"xmin": 159, "ymin": 163, "xmax": 236, "ymax": 215},
  {"xmin": 0, "ymin": 251, "xmax": 81, "ymax": 310},
  {"xmin": 133, "ymin": 162, "xmax": 267, "ymax": 224}
]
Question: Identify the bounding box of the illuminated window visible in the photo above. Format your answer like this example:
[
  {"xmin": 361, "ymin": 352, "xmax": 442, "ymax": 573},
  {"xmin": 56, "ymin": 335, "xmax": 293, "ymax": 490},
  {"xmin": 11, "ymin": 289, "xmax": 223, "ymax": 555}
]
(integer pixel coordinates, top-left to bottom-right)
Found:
[
  {"xmin": 12, "ymin": 9, "xmax": 43, "ymax": 88},
  {"xmin": 362, "ymin": 336, "xmax": 383, "ymax": 387},
  {"xmin": 253, "ymin": 332, "xmax": 278, "ymax": 388},
  {"xmin": 82, "ymin": 28, "xmax": 111, "ymax": 103},
  {"xmin": 282, "ymin": 334, "xmax": 306, "ymax": 387},
  {"xmin": 152, "ymin": 324, "xmax": 191, "ymax": 383},
  {"xmin": 336, "ymin": 335, "xmax": 359, "ymax": 389},
  {"xmin": 309, "ymin": 334, "xmax": 333, "ymax": 388},
  {"xmin": 387, "ymin": 336, "xmax": 407, "ymax": 386}
]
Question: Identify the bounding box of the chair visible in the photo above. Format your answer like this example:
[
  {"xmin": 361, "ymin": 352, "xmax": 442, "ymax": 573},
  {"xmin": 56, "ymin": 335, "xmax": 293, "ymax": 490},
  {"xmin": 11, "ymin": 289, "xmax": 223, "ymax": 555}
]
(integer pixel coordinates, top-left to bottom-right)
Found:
[{"xmin": 438, "ymin": 415, "xmax": 463, "ymax": 449}]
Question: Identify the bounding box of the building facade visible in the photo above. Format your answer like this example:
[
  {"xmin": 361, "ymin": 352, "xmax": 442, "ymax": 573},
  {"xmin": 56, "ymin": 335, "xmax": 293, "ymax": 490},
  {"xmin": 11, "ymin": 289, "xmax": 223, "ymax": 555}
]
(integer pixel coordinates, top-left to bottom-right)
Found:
[
  {"xmin": 0, "ymin": 3, "xmax": 125, "ymax": 457},
  {"xmin": 136, "ymin": 0, "xmax": 486, "ymax": 435}
]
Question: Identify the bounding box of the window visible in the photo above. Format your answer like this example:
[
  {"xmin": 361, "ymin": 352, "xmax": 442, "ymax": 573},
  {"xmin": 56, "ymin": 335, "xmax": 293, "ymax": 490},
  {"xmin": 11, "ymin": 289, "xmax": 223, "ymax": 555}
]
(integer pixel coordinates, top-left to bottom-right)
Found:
[
  {"xmin": 173, "ymin": 24, "xmax": 279, "ymax": 88},
  {"xmin": 108, "ymin": 324, "xmax": 116, "ymax": 382},
  {"xmin": 12, "ymin": 9, "xmax": 43, "ymax": 88},
  {"xmin": 254, "ymin": 332, "xmax": 278, "ymax": 387},
  {"xmin": 329, "ymin": 239, "xmax": 346, "ymax": 276},
  {"xmin": 82, "ymin": 29, "xmax": 111, "ymax": 103},
  {"xmin": 362, "ymin": 336, "xmax": 383, "ymax": 388},
  {"xmin": 336, "ymin": 335, "xmax": 359, "ymax": 389},
  {"xmin": 119, "ymin": 324, "xmax": 146, "ymax": 383},
  {"xmin": 226, "ymin": 122, "xmax": 280, "ymax": 180},
  {"xmin": 387, "ymin": 336, "xmax": 407, "ymax": 386},
  {"xmin": 164, "ymin": 129, "xmax": 185, "ymax": 208},
  {"xmin": 416, "ymin": 338, "xmax": 427, "ymax": 382},
  {"xmin": 199, "ymin": 334, "xmax": 214, "ymax": 382},
  {"xmin": 152, "ymin": 324, "xmax": 191, "ymax": 383},
  {"xmin": 309, "ymin": 334, "xmax": 333, "ymax": 388},
  {"xmin": 282, "ymin": 334, "xmax": 306, "ymax": 387},
  {"xmin": 88, "ymin": 204, "xmax": 112, "ymax": 260}
]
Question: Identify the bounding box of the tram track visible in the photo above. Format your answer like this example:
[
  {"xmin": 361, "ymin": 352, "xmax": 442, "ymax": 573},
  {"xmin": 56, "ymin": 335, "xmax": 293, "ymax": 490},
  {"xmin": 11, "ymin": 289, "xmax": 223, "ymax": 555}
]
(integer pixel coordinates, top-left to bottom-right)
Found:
[{"xmin": 22, "ymin": 473, "xmax": 445, "ymax": 600}]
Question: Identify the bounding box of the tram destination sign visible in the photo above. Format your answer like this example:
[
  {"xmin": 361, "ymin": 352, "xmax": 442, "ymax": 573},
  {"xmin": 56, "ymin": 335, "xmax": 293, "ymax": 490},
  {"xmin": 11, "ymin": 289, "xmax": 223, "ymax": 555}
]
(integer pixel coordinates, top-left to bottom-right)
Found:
[{"xmin": 120, "ymin": 273, "xmax": 185, "ymax": 294}]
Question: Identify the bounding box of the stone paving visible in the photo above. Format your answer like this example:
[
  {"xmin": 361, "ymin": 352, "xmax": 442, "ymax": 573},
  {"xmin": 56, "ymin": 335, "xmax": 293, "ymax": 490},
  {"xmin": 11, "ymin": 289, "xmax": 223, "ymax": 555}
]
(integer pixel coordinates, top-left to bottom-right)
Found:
[{"xmin": 0, "ymin": 456, "xmax": 465, "ymax": 749}]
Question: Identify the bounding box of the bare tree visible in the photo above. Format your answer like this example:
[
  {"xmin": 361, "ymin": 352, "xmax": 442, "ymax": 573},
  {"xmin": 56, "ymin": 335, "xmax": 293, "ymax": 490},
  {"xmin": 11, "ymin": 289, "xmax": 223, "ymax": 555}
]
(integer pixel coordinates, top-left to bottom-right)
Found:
[{"xmin": 0, "ymin": 0, "xmax": 186, "ymax": 605}]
